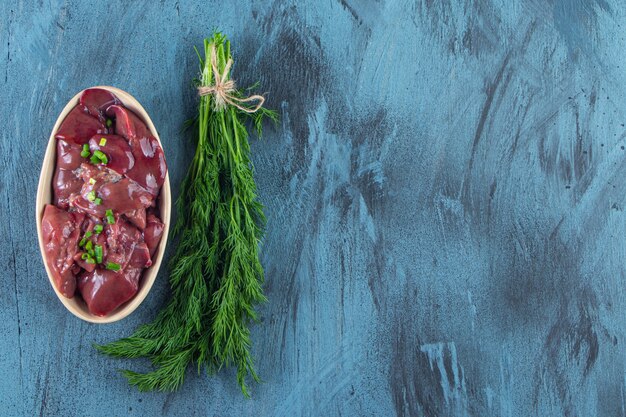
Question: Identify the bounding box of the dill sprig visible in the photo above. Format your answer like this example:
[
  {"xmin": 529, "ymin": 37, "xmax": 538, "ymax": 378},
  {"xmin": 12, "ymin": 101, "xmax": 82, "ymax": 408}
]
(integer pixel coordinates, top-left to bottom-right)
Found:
[{"xmin": 95, "ymin": 32, "xmax": 276, "ymax": 397}]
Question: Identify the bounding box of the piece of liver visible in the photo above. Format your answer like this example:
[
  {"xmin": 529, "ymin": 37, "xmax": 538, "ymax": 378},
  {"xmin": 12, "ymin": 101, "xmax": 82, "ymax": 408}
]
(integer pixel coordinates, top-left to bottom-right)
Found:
[{"xmin": 41, "ymin": 205, "xmax": 85, "ymax": 298}]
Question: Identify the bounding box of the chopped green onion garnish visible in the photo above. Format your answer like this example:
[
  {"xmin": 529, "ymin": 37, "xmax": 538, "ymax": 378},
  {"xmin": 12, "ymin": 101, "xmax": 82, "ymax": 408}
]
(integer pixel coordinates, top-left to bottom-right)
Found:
[
  {"xmin": 99, "ymin": 137, "xmax": 107, "ymax": 146},
  {"xmin": 80, "ymin": 252, "xmax": 95, "ymax": 264},
  {"xmin": 84, "ymin": 231, "xmax": 93, "ymax": 239},
  {"xmin": 94, "ymin": 197, "xmax": 102, "ymax": 205},
  {"xmin": 106, "ymin": 119, "xmax": 113, "ymax": 127},
  {"xmin": 87, "ymin": 191, "xmax": 96, "ymax": 202},
  {"xmin": 95, "ymin": 245, "xmax": 103, "ymax": 264},
  {"xmin": 89, "ymin": 178, "xmax": 96, "ymax": 185},
  {"xmin": 94, "ymin": 224, "xmax": 103, "ymax": 234},
  {"xmin": 81, "ymin": 144, "xmax": 91, "ymax": 158},
  {"xmin": 93, "ymin": 150, "xmax": 108, "ymax": 164},
  {"xmin": 85, "ymin": 240, "xmax": 93, "ymax": 251},
  {"xmin": 105, "ymin": 209, "xmax": 115, "ymax": 224},
  {"xmin": 106, "ymin": 262, "xmax": 121, "ymax": 271},
  {"xmin": 79, "ymin": 238, "xmax": 87, "ymax": 247},
  {"xmin": 90, "ymin": 154, "xmax": 101, "ymax": 164}
]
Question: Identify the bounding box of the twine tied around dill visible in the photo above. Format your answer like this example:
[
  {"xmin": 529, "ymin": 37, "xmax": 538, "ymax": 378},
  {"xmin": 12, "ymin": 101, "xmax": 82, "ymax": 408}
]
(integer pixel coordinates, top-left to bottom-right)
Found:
[{"xmin": 197, "ymin": 45, "xmax": 265, "ymax": 113}]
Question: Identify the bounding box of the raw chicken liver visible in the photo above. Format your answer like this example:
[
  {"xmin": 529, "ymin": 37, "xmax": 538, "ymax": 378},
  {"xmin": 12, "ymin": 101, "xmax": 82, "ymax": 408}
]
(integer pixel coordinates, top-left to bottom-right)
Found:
[
  {"xmin": 107, "ymin": 105, "xmax": 167, "ymax": 194},
  {"xmin": 44, "ymin": 88, "xmax": 167, "ymax": 316},
  {"xmin": 41, "ymin": 205, "xmax": 85, "ymax": 298},
  {"xmin": 55, "ymin": 106, "xmax": 107, "ymax": 145}
]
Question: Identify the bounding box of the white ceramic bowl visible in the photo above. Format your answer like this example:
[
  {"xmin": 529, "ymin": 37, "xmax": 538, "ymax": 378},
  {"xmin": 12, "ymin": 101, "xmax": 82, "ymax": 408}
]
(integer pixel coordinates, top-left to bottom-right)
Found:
[{"xmin": 36, "ymin": 86, "xmax": 171, "ymax": 323}]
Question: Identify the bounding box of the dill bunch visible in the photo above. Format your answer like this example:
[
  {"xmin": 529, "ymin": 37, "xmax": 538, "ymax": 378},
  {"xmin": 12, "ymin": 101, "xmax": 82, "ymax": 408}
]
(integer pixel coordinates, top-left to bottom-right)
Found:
[{"xmin": 96, "ymin": 32, "xmax": 276, "ymax": 397}]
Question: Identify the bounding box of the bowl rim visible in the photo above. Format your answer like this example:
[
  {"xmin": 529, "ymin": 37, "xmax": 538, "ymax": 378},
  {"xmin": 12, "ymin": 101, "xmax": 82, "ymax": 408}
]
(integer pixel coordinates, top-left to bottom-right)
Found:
[{"xmin": 35, "ymin": 85, "xmax": 171, "ymax": 324}]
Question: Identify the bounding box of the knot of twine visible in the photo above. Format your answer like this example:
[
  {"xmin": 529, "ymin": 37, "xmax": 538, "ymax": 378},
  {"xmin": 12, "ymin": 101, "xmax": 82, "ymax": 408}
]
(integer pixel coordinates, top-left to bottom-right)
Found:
[{"xmin": 197, "ymin": 45, "xmax": 265, "ymax": 113}]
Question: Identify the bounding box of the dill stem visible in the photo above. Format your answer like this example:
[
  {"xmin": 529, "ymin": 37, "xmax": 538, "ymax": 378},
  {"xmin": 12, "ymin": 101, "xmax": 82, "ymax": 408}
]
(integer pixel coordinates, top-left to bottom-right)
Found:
[
  {"xmin": 231, "ymin": 109, "xmax": 242, "ymax": 159},
  {"xmin": 221, "ymin": 111, "xmax": 238, "ymax": 164}
]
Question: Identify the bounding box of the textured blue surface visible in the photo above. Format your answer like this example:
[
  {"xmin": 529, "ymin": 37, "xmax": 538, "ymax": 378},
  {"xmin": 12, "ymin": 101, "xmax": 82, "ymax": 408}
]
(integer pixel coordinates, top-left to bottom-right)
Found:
[{"xmin": 2, "ymin": 0, "xmax": 626, "ymax": 416}]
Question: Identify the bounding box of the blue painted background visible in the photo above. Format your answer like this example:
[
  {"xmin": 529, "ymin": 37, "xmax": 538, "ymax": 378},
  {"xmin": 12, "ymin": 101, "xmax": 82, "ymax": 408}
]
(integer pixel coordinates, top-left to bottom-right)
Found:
[{"xmin": 2, "ymin": 0, "xmax": 626, "ymax": 416}]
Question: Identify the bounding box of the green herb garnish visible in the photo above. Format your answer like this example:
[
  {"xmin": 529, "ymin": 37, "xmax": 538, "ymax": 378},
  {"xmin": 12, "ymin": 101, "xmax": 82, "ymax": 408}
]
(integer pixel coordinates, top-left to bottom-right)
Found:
[
  {"xmin": 93, "ymin": 150, "xmax": 108, "ymax": 164},
  {"xmin": 94, "ymin": 197, "xmax": 102, "ymax": 205},
  {"xmin": 106, "ymin": 119, "xmax": 113, "ymax": 128},
  {"xmin": 95, "ymin": 245, "xmax": 103, "ymax": 264},
  {"xmin": 105, "ymin": 262, "xmax": 121, "ymax": 271},
  {"xmin": 87, "ymin": 191, "xmax": 96, "ymax": 202},
  {"xmin": 105, "ymin": 209, "xmax": 115, "ymax": 224},
  {"xmin": 99, "ymin": 137, "xmax": 107, "ymax": 146},
  {"xmin": 81, "ymin": 252, "xmax": 95, "ymax": 264},
  {"xmin": 81, "ymin": 144, "xmax": 90, "ymax": 158},
  {"xmin": 94, "ymin": 224, "xmax": 103, "ymax": 234},
  {"xmin": 96, "ymin": 32, "xmax": 276, "ymax": 397}
]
